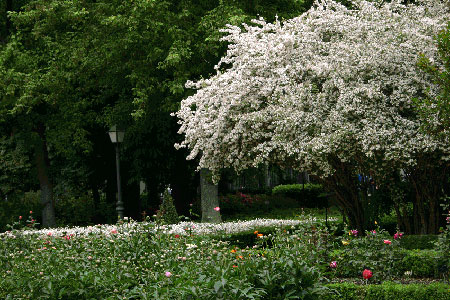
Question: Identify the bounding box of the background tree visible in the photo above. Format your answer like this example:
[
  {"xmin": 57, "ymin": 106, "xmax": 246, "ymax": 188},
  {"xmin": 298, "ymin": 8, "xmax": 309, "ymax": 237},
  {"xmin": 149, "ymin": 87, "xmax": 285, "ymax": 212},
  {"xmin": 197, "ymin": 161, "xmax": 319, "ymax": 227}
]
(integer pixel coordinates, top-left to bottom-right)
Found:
[{"xmin": 0, "ymin": 0, "xmax": 313, "ymax": 228}]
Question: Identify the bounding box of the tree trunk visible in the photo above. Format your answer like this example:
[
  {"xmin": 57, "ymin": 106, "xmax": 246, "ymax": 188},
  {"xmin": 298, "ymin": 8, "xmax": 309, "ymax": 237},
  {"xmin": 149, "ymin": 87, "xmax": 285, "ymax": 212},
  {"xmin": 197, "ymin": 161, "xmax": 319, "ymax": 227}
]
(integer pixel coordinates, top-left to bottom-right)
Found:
[
  {"xmin": 34, "ymin": 129, "xmax": 55, "ymax": 228},
  {"xmin": 4, "ymin": 0, "xmax": 12, "ymax": 41},
  {"xmin": 200, "ymin": 168, "xmax": 221, "ymax": 223}
]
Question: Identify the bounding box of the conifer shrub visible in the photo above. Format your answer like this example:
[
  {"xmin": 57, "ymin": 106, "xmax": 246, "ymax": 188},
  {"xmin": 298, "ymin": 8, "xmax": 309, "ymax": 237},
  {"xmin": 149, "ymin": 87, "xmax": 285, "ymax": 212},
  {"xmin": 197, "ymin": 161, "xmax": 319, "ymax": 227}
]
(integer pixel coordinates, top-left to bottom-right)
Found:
[{"xmin": 156, "ymin": 186, "xmax": 179, "ymax": 225}]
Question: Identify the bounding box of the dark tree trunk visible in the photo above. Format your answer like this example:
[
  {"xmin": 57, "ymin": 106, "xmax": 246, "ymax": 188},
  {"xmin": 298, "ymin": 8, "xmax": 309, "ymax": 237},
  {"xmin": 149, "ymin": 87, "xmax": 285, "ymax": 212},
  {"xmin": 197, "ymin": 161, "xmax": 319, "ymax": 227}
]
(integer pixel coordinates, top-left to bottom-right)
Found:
[
  {"xmin": 34, "ymin": 127, "xmax": 55, "ymax": 228},
  {"xmin": 320, "ymin": 160, "xmax": 366, "ymax": 234},
  {"xmin": 4, "ymin": 0, "xmax": 12, "ymax": 40},
  {"xmin": 407, "ymin": 157, "xmax": 447, "ymax": 234},
  {"xmin": 91, "ymin": 186, "xmax": 102, "ymax": 224}
]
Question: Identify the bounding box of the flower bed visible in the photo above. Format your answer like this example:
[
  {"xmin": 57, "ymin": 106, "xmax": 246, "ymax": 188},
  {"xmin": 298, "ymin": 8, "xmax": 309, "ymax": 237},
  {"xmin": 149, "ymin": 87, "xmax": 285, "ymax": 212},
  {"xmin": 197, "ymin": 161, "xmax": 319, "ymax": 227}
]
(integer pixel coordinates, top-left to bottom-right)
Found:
[{"xmin": 1, "ymin": 217, "xmax": 449, "ymax": 299}]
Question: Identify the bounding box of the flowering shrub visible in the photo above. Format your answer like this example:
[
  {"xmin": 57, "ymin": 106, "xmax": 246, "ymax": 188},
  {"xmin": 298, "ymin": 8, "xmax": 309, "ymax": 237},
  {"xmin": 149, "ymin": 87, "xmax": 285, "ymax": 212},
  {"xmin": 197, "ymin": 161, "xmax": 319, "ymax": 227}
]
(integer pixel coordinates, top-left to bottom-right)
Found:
[
  {"xmin": 175, "ymin": 0, "xmax": 449, "ymax": 180},
  {"xmin": 174, "ymin": 0, "xmax": 450, "ymax": 234},
  {"xmin": 331, "ymin": 228, "xmax": 403, "ymax": 279}
]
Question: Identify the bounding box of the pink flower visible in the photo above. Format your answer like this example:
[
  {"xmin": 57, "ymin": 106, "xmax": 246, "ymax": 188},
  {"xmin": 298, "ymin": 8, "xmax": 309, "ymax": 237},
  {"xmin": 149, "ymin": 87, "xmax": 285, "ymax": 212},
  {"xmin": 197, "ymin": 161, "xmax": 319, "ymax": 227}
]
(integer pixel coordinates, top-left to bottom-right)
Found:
[
  {"xmin": 383, "ymin": 240, "xmax": 392, "ymax": 245},
  {"xmin": 330, "ymin": 261, "xmax": 338, "ymax": 268},
  {"xmin": 214, "ymin": 207, "xmax": 220, "ymax": 212},
  {"xmin": 370, "ymin": 230, "xmax": 376, "ymax": 234},
  {"xmin": 350, "ymin": 229, "xmax": 358, "ymax": 236},
  {"xmin": 165, "ymin": 271, "xmax": 172, "ymax": 277},
  {"xmin": 393, "ymin": 232, "xmax": 403, "ymax": 240},
  {"xmin": 111, "ymin": 229, "xmax": 118, "ymax": 234},
  {"xmin": 87, "ymin": 256, "xmax": 93, "ymax": 260},
  {"xmin": 39, "ymin": 272, "xmax": 43, "ymax": 275},
  {"xmin": 362, "ymin": 269, "xmax": 373, "ymax": 279},
  {"xmin": 19, "ymin": 216, "xmax": 22, "ymax": 220},
  {"xmin": 29, "ymin": 211, "xmax": 33, "ymax": 214},
  {"xmin": 47, "ymin": 232, "xmax": 52, "ymax": 236}
]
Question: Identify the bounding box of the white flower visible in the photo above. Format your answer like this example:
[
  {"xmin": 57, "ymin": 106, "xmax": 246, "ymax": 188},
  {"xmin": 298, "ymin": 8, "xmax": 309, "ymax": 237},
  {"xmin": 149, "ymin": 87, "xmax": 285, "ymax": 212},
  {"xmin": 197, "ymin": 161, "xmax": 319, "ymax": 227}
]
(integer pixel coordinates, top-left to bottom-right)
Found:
[{"xmin": 174, "ymin": 0, "xmax": 450, "ymax": 181}]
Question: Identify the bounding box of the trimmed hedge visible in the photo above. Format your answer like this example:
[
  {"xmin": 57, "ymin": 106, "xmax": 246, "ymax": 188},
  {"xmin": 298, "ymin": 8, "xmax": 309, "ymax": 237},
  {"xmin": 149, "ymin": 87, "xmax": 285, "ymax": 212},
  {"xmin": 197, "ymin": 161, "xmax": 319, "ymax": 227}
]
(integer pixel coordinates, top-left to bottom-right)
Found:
[
  {"xmin": 323, "ymin": 282, "xmax": 450, "ymax": 300},
  {"xmin": 399, "ymin": 234, "xmax": 439, "ymax": 250},
  {"xmin": 331, "ymin": 248, "xmax": 445, "ymax": 279},
  {"xmin": 272, "ymin": 183, "xmax": 327, "ymax": 208}
]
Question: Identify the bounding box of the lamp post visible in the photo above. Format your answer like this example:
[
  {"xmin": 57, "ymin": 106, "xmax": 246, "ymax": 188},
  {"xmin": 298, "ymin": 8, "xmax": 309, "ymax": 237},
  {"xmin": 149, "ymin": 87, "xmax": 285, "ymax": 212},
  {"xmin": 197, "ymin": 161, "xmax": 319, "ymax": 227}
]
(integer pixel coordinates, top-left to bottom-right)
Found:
[{"xmin": 108, "ymin": 125, "xmax": 125, "ymax": 219}]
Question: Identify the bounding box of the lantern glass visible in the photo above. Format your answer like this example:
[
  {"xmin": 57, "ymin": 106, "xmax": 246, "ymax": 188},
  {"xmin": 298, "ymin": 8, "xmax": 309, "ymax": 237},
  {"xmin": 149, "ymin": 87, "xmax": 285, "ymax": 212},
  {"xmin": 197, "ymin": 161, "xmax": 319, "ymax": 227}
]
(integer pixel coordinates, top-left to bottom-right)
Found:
[{"xmin": 108, "ymin": 125, "xmax": 125, "ymax": 143}]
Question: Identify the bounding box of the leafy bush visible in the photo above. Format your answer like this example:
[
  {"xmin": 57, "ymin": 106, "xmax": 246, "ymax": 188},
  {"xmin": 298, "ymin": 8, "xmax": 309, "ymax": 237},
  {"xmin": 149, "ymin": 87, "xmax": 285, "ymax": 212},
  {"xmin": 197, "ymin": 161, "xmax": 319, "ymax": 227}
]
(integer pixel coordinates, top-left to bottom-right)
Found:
[
  {"xmin": 397, "ymin": 249, "xmax": 439, "ymax": 278},
  {"xmin": 55, "ymin": 194, "xmax": 96, "ymax": 227},
  {"xmin": 272, "ymin": 184, "xmax": 327, "ymax": 208},
  {"xmin": 156, "ymin": 187, "xmax": 179, "ymax": 225},
  {"xmin": 329, "ymin": 228, "xmax": 403, "ymax": 279},
  {"xmin": 399, "ymin": 234, "xmax": 439, "ymax": 250},
  {"xmin": 323, "ymin": 282, "xmax": 450, "ymax": 300},
  {"xmin": 218, "ymin": 193, "xmax": 299, "ymax": 217},
  {"xmin": 0, "ymin": 191, "xmax": 41, "ymax": 232}
]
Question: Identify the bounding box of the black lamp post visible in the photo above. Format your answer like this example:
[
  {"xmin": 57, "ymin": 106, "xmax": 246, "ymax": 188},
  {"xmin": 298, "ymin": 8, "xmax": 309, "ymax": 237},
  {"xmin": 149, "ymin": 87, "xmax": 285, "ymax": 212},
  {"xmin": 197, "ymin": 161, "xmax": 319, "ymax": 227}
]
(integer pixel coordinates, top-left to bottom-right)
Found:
[{"xmin": 108, "ymin": 125, "xmax": 125, "ymax": 219}]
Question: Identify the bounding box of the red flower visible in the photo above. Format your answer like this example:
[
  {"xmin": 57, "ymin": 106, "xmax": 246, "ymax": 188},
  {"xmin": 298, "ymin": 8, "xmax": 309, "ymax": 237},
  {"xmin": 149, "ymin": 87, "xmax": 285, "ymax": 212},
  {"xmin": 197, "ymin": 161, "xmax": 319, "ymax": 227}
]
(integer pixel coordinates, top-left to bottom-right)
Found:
[
  {"xmin": 362, "ymin": 269, "xmax": 373, "ymax": 279},
  {"xmin": 29, "ymin": 211, "xmax": 33, "ymax": 214},
  {"xmin": 174, "ymin": 234, "xmax": 180, "ymax": 238}
]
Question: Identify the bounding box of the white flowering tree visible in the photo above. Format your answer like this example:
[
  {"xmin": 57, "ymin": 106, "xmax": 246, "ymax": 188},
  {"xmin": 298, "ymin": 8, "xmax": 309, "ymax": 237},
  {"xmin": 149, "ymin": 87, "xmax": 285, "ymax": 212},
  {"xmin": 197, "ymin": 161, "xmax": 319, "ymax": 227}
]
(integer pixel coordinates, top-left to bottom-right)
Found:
[{"xmin": 175, "ymin": 0, "xmax": 450, "ymax": 233}]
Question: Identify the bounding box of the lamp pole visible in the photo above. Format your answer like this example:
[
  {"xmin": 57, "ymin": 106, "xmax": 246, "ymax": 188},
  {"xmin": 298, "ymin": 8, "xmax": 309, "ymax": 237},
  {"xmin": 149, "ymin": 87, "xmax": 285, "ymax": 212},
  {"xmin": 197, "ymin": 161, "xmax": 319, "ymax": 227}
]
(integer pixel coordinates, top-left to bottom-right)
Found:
[
  {"xmin": 108, "ymin": 125, "xmax": 125, "ymax": 220},
  {"xmin": 115, "ymin": 143, "xmax": 124, "ymax": 219}
]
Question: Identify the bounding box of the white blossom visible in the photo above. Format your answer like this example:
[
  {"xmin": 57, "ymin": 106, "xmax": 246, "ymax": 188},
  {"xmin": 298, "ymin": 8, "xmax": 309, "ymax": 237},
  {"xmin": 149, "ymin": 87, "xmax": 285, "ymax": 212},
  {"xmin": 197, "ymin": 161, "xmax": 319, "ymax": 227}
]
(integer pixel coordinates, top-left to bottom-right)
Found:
[{"xmin": 174, "ymin": 0, "xmax": 450, "ymax": 178}]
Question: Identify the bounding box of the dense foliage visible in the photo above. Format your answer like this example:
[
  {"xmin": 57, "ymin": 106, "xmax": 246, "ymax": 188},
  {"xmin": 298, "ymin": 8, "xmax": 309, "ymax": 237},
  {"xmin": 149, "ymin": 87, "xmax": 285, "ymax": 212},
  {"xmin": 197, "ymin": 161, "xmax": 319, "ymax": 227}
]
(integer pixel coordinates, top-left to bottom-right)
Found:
[{"xmin": 0, "ymin": 0, "xmax": 312, "ymax": 226}]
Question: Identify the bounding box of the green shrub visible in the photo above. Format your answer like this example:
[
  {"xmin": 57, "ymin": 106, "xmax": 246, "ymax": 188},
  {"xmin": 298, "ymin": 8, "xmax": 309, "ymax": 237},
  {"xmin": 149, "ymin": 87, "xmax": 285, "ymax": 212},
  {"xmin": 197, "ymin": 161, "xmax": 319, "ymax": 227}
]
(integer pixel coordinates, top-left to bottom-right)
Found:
[
  {"xmin": 156, "ymin": 187, "xmax": 179, "ymax": 225},
  {"xmin": 323, "ymin": 282, "xmax": 450, "ymax": 300},
  {"xmin": 399, "ymin": 234, "xmax": 439, "ymax": 250},
  {"xmin": 55, "ymin": 194, "xmax": 97, "ymax": 227},
  {"xmin": 218, "ymin": 193, "xmax": 298, "ymax": 217},
  {"xmin": 0, "ymin": 191, "xmax": 41, "ymax": 232},
  {"xmin": 272, "ymin": 183, "xmax": 327, "ymax": 208},
  {"xmin": 398, "ymin": 249, "xmax": 439, "ymax": 278},
  {"xmin": 330, "ymin": 229, "xmax": 403, "ymax": 279}
]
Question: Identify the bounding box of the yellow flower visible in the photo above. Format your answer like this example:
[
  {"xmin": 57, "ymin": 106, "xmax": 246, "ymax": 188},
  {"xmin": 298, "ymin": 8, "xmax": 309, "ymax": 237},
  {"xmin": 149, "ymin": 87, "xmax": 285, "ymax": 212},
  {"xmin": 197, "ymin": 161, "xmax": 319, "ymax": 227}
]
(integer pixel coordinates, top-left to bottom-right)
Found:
[
  {"xmin": 342, "ymin": 240, "xmax": 350, "ymax": 246},
  {"xmin": 375, "ymin": 220, "xmax": 378, "ymax": 225}
]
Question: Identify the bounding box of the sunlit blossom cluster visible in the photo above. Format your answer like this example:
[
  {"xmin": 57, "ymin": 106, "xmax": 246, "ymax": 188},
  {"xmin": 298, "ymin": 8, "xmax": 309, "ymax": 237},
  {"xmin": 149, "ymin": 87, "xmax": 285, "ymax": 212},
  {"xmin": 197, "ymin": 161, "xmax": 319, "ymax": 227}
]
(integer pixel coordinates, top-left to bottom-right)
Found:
[{"xmin": 175, "ymin": 0, "xmax": 450, "ymax": 177}]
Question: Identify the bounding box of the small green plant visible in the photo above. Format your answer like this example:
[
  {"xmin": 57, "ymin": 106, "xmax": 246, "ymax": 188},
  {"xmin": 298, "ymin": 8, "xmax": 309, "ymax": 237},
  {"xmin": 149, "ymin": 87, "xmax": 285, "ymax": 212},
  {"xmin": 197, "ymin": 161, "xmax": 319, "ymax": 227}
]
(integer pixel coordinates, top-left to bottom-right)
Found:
[{"xmin": 155, "ymin": 186, "xmax": 179, "ymax": 225}]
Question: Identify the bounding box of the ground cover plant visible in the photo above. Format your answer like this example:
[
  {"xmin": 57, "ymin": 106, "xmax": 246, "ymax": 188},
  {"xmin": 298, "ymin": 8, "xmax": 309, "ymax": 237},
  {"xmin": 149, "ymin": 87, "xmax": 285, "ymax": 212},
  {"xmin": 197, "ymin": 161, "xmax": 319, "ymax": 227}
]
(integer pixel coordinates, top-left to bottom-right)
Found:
[{"xmin": 2, "ymin": 212, "xmax": 450, "ymax": 299}]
